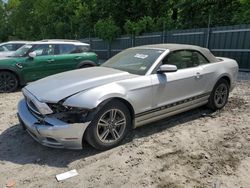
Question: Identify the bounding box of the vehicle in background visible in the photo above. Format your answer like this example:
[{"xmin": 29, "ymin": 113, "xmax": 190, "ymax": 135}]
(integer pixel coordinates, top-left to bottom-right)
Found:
[
  {"xmin": 17, "ymin": 44, "xmax": 238, "ymax": 150},
  {"xmin": 0, "ymin": 40, "xmax": 98, "ymax": 92},
  {"xmin": 0, "ymin": 41, "xmax": 29, "ymax": 57}
]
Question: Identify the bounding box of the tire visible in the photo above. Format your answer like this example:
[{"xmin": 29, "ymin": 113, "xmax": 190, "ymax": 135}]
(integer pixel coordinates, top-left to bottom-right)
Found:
[
  {"xmin": 0, "ymin": 71, "xmax": 19, "ymax": 93},
  {"xmin": 207, "ymin": 78, "xmax": 229, "ymax": 111},
  {"xmin": 79, "ymin": 64, "xmax": 93, "ymax": 69},
  {"xmin": 85, "ymin": 100, "xmax": 131, "ymax": 150}
]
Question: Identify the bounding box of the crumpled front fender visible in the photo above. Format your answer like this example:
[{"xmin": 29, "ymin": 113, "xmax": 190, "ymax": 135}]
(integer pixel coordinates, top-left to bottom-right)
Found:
[{"xmin": 62, "ymin": 82, "xmax": 131, "ymax": 109}]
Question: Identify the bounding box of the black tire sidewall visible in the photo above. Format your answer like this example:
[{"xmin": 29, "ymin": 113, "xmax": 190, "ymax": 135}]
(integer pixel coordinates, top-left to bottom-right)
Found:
[
  {"xmin": 85, "ymin": 100, "xmax": 131, "ymax": 150},
  {"xmin": 79, "ymin": 63, "xmax": 94, "ymax": 69}
]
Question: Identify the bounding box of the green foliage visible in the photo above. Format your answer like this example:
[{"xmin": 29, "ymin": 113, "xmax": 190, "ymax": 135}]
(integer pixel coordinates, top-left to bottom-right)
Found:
[
  {"xmin": 0, "ymin": 0, "xmax": 249, "ymax": 41},
  {"xmin": 0, "ymin": 1, "xmax": 9, "ymax": 41},
  {"xmin": 124, "ymin": 16, "xmax": 154, "ymax": 35},
  {"xmin": 233, "ymin": 0, "xmax": 250, "ymax": 24},
  {"xmin": 94, "ymin": 17, "xmax": 120, "ymax": 43}
]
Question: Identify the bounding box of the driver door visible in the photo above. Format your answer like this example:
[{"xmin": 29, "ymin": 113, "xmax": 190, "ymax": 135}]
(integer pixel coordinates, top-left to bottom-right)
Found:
[
  {"xmin": 21, "ymin": 44, "xmax": 56, "ymax": 82},
  {"xmin": 150, "ymin": 50, "xmax": 208, "ymax": 111}
]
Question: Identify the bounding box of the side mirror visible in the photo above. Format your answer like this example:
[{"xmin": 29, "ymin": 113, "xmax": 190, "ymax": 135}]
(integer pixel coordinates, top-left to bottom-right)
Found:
[
  {"xmin": 157, "ymin": 64, "xmax": 177, "ymax": 73},
  {"xmin": 28, "ymin": 52, "xmax": 36, "ymax": 58}
]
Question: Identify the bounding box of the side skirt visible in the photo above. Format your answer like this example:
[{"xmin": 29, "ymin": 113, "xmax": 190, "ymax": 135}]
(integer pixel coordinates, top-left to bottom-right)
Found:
[{"xmin": 134, "ymin": 95, "xmax": 209, "ymax": 128}]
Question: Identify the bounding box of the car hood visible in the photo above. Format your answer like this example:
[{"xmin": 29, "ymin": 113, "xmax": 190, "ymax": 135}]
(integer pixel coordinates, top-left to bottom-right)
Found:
[
  {"xmin": 0, "ymin": 56, "xmax": 18, "ymax": 65},
  {"xmin": 25, "ymin": 67, "xmax": 138, "ymax": 103}
]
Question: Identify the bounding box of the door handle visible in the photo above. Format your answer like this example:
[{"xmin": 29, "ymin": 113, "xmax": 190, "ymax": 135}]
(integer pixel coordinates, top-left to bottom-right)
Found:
[
  {"xmin": 47, "ymin": 59, "xmax": 55, "ymax": 63},
  {"xmin": 74, "ymin": 57, "xmax": 82, "ymax": 60},
  {"xmin": 195, "ymin": 72, "xmax": 201, "ymax": 79}
]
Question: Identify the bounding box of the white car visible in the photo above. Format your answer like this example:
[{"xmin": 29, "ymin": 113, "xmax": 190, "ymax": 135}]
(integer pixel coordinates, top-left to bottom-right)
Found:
[
  {"xmin": 0, "ymin": 41, "xmax": 29, "ymax": 57},
  {"xmin": 18, "ymin": 44, "xmax": 239, "ymax": 150}
]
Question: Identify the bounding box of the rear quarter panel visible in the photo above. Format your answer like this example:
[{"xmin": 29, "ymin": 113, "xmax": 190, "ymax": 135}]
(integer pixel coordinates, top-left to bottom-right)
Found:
[{"xmin": 200, "ymin": 57, "xmax": 238, "ymax": 92}]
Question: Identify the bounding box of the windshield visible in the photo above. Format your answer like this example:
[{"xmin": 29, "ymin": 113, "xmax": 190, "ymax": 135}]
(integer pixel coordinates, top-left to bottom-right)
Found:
[
  {"xmin": 101, "ymin": 49, "xmax": 164, "ymax": 75},
  {"xmin": 12, "ymin": 44, "xmax": 33, "ymax": 57},
  {"xmin": 0, "ymin": 46, "xmax": 9, "ymax": 52}
]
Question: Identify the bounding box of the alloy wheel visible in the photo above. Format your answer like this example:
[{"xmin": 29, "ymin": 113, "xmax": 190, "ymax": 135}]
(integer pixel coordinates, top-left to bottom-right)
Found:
[
  {"xmin": 0, "ymin": 72, "xmax": 18, "ymax": 92},
  {"xmin": 214, "ymin": 83, "xmax": 228, "ymax": 108},
  {"xmin": 96, "ymin": 109, "xmax": 126, "ymax": 144}
]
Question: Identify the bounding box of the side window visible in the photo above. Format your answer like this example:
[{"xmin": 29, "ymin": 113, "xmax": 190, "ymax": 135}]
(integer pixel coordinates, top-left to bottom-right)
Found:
[
  {"xmin": 58, "ymin": 44, "xmax": 76, "ymax": 54},
  {"xmin": 193, "ymin": 51, "xmax": 209, "ymax": 65},
  {"xmin": 0, "ymin": 46, "xmax": 6, "ymax": 52},
  {"xmin": 72, "ymin": 45, "xmax": 90, "ymax": 53},
  {"xmin": 31, "ymin": 44, "xmax": 55, "ymax": 56},
  {"xmin": 15, "ymin": 44, "xmax": 25, "ymax": 50},
  {"xmin": 3, "ymin": 44, "xmax": 15, "ymax": 51},
  {"xmin": 163, "ymin": 50, "xmax": 209, "ymax": 69},
  {"xmin": 163, "ymin": 50, "xmax": 193, "ymax": 69}
]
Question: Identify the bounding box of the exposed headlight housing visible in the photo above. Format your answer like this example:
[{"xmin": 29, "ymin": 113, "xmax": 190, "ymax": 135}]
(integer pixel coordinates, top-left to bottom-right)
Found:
[
  {"xmin": 47, "ymin": 103, "xmax": 89, "ymax": 123},
  {"xmin": 22, "ymin": 88, "xmax": 53, "ymax": 115}
]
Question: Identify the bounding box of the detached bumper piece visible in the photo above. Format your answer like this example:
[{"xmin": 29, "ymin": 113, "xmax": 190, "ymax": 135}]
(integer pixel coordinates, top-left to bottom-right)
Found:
[{"xmin": 17, "ymin": 99, "xmax": 90, "ymax": 149}]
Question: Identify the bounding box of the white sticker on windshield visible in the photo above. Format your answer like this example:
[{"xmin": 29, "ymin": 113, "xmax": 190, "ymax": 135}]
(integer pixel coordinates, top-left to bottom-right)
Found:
[
  {"xmin": 140, "ymin": 66, "xmax": 147, "ymax": 70},
  {"xmin": 134, "ymin": 54, "xmax": 148, "ymax": 59}
]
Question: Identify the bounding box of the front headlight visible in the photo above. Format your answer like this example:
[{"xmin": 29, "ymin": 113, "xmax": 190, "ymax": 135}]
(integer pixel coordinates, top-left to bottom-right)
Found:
[
  {"xmin": 47, "ymin": 103, "xmax": 89, "ymax": 123},
  {"xmin": 47, "ymin": 103, "xmax": 87, "ymax": 114},
  {"xmin": 38, "ymin": 105, "xmax": 54, "ymax": 115}
]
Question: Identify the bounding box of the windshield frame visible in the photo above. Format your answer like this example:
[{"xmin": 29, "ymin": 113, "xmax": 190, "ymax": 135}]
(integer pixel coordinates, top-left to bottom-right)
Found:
[{"xmin": 101, "ymin": 48, "xmax": 169, "ymax": 75}]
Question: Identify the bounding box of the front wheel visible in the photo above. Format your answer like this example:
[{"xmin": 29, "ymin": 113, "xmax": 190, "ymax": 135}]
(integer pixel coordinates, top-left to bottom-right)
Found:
[
  {"xmin": 0, "ymin": 71, "xmax": 19, "ymax": 93},
  {"xmin": 85, "ymin": 100, "xmax": 131, "ymax": 150},
  {"xmin": 207, "ymin": 79, "xmax": 229, "ymax": 110}
]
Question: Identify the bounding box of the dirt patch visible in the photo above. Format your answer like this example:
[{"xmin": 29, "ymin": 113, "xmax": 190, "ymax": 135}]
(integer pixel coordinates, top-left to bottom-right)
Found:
[{"xmin": 0, "ymin": 81, "xmax": 250, "ymax": 188}]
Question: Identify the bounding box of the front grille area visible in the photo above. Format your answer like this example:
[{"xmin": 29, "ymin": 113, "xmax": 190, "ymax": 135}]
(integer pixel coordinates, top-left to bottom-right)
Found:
[{"xmin": 25, "ymin": 97, "xmax": 44, "ymax": 120}]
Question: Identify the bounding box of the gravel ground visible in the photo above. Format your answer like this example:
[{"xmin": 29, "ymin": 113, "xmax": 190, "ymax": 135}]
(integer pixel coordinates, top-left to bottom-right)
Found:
[{"xmin": 0, "ymin": 81, "xmax": 250, "ymax": 188}]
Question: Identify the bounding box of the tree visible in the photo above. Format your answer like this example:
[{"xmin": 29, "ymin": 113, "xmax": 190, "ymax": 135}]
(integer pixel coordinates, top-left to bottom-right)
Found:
[
  {"xmin": 0, "ymin": 2, "xmax": 6, "ymax": 41},
  {"xmin": 0, "ymin": 1, "xmax": 11, "ymax": 41},
  {"xmin": 173, "ymin": 0, "xmax": 240, "ymax": 28},
  {"xmin": 233, "ymin": 0, "xmax": 250, "ymax": 24},
  {"xmin": 94, "ymin": 17, "xmax": 120, "ymax": 58},
  {"xmin": 124, "ymin": 16, "xmax": 155, "ymax": 36},
  {"xmin": 0, "ymin": 0, "xmax": 249, "ymax": 41}
]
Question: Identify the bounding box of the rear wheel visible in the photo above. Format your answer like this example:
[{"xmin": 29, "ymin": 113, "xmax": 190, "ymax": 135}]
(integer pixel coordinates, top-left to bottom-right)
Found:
[
  {"xmin": 85, "ymin": 100, "xmax": 131, "ymax": 150},
  {"xmin": 207, "ymin": 79, "xmax": 229, "ymax": 110},
  {"xmin": 0, "ymin": 71, "xmax": 19, "ymax": 93}
]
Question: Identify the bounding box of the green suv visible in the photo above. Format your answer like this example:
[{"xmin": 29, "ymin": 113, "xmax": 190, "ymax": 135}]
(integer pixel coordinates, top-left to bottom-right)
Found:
[{"xmin": 0, "ymin": 40, "xmax": 98, "ymax": 92}]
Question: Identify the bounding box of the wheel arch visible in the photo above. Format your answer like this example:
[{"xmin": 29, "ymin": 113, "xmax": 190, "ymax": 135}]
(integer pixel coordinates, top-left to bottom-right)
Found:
[
  {"xmin": 215, "ymin": 74, "xmax": 231, "ymax": 89},
  {"xmin": 220, "ymin": 76, "xmax": 231, "ymax": 87},
  {"xmin": 207, "ymin": 74, "xmax": 231, "ymax": 111},
  {"xmin": 77, "ymin": 60, "xmax": 96, "ymax": 68},
  {"xmin": 82, "ymin": 97, "xmax": 135, "ymax": 147},
  {"xmin": 0, "ymin": 68, "xmax": 23, "ymax": 85},
  {"xmin": 111, "ymin": 97, "xmax": 135, "ymax": 126},
  {"xmin": 94, "ymin": 97, "xmax": 135, "ymax": 126}
]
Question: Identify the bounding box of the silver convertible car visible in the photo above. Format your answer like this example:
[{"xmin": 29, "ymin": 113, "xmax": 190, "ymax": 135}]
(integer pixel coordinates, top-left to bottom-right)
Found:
[{"xmin": 17, "ymin": 44, "xmax": 238, "ymax": 150}]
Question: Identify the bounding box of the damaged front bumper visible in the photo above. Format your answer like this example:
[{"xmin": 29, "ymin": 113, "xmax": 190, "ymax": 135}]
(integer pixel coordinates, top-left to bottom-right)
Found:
[{"xmin": 17, "ymin": 99, "xmax": 90, "ymax": 149}]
